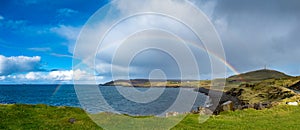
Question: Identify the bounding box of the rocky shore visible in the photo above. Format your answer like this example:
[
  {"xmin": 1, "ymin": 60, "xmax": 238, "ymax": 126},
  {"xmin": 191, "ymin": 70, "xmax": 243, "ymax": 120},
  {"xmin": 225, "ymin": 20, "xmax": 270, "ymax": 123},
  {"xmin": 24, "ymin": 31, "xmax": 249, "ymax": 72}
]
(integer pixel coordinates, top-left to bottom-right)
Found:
[
  {"xmin": 196, "ymin": 87, "xmax": 273, "ymax": 114},
  {"xmin": 196, "ymin": 87, "xmax": 241, "ymax": 114}
]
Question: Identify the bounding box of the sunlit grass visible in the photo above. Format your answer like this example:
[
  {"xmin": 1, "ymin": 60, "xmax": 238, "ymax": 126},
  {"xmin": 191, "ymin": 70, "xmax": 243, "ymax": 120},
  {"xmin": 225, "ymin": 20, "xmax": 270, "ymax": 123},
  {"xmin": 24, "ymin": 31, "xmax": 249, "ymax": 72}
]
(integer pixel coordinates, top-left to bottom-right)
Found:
[
  {"xmin": 0, "ymin": 104, "xmax": 100, "ymax": 130},
  {"xmin": 1, "ymin": 104, "xmax": 300, "ymax": 129},
  {"xmin": 173, "ymin": 105, "xmax": 300, "ymax": 130}
]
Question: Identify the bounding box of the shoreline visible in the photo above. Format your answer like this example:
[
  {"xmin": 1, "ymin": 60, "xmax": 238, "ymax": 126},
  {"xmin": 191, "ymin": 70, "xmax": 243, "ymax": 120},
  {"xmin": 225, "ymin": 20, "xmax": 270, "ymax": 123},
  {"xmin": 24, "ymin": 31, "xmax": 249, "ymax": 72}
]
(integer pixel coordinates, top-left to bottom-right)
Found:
[
  {"xmin": 100, "ymin": 85, "xmax": 241, "ymax": 114},
  {"xmin": 1, "ymin": 84, "xmax": 287, "ymax": 115}
]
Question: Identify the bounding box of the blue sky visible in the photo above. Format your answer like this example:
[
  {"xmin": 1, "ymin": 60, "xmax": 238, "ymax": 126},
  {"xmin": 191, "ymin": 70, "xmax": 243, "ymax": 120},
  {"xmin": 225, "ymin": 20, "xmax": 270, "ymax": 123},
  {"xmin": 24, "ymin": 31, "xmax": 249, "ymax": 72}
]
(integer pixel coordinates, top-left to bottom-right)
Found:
[
  {"xmin": 0, "ymin": 0, "xmax": 300, "ymax": 84},
  {"xmin": 0, "ymin": 0, "xmax": 108, "ymax": 70},
  {"xmin": 0, "ymin": 0, "xmax": 109, "ymax": 83}
]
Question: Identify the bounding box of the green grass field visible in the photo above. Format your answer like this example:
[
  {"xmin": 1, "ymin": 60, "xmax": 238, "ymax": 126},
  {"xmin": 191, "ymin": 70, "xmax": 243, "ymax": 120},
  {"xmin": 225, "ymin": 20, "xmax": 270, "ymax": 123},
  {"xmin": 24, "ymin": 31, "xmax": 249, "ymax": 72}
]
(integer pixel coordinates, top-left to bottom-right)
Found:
[
  {"xmin": 1, "ymin": 104, "xmax": 300, "ymax": 130},
  {"xmin": 0, "ymin": 104, "xmax": 100, "ymax": 130},
  {"xmin": 174, "ymin": 105, "xmax": 300, "ymax": 129}
]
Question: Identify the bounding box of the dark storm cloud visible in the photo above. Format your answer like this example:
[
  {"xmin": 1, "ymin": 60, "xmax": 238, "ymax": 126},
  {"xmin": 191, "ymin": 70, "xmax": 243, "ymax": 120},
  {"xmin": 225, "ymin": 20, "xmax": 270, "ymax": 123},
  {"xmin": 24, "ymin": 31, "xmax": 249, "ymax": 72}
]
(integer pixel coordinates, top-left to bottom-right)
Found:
[{"xmin": 202, "ymin": 0, "xmax": 300, "ymax": 75}]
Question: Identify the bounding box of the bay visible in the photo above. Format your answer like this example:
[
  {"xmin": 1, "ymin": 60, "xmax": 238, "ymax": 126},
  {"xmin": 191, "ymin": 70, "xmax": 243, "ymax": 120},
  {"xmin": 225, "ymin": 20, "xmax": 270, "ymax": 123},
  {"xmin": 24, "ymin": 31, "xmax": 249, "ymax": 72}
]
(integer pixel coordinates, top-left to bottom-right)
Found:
[{"xmin": 0, "ymin": 85, "xmax": 208, "ymax": 115}]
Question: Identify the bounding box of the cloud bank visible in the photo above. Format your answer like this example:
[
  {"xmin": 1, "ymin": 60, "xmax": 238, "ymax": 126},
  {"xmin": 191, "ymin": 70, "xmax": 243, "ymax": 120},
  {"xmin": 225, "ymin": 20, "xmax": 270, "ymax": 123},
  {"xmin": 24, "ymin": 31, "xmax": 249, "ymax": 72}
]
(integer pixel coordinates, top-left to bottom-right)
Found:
[
  {"xmin": 0, "ymin": 55, "xmax": 102, "ymax": 83},
  {"xmin": 0, "ymin": 55, "xmax": 42, "ymax": 76},
  {"xmin": 72, "ymin": 0, "xmax": 221, "ymax": 81},
  {"xmin": 205, "ymin": 0, "xmax": 300, "ymax": 75},
  {"xmin": 0, "ymin": 69, "xmax": 102, "ymax": 84}
]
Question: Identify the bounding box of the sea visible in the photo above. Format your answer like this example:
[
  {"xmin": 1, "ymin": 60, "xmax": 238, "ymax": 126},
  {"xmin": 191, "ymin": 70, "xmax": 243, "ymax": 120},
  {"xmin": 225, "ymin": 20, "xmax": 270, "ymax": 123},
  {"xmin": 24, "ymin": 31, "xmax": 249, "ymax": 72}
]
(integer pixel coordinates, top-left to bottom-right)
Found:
[{"xmin": 0, "ymin": 85, "xmax": 208, "ymax": 116}]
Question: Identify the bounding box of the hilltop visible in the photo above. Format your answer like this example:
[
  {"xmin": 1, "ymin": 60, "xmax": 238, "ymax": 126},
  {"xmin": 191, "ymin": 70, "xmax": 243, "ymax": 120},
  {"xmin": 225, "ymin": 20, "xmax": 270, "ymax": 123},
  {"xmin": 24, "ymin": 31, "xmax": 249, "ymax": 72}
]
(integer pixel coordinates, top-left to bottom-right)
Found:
[{"xmin": 228, "ymin": 69, "xmax": 292, "ymax": 82}]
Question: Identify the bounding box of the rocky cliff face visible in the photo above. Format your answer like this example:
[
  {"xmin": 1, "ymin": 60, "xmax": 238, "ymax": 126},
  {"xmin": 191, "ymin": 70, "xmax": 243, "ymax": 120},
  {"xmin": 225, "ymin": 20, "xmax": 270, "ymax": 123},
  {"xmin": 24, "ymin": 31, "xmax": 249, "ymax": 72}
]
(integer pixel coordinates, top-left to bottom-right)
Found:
[
  {"xmin": 196, "ymin": 88, "xmax": 242, "ymax": 114},
  {"xmin": 289, "ymin": 81, "xmax": 300, "ymax": 91}
]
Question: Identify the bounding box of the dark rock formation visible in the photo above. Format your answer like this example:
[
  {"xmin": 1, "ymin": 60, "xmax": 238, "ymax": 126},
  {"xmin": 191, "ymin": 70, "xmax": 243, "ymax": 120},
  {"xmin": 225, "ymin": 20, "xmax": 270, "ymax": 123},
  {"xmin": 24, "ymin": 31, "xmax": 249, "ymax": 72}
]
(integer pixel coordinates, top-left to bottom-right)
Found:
[
  {"xmin": 196, "ymin": 88, "xmax": 242, "ymax": 114},
  {"xmin": 289, "ymin": 81, "xmax": 300, "ymax": 91},
  {"xmin": 221, "ymin": 101, "xmax": 234, "ymax": 111}
]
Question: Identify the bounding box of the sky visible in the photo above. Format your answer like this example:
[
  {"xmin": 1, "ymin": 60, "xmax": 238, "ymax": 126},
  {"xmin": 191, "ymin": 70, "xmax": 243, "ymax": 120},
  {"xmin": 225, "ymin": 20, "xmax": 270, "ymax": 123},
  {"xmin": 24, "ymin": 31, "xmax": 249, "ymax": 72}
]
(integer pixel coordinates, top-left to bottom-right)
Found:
[{"xmin": 0, "ymin": 0, "xmax": 300, "ymax": 84}]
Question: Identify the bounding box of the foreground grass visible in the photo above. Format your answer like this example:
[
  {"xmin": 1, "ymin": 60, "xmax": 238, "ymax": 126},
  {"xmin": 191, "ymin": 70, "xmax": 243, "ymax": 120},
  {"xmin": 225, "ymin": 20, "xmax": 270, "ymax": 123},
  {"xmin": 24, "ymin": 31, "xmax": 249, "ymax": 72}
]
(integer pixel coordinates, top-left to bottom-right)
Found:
[
  {"xmin": 174, "ymin": 105, "xmax": 300, "ymax": 130},
  {"xmin": 0, "ymin": 104, "xmax": 100, "ymax": 130},
  {"xmin": 1, "ymin": 104, "xmax": 300, "ymax": 129}
]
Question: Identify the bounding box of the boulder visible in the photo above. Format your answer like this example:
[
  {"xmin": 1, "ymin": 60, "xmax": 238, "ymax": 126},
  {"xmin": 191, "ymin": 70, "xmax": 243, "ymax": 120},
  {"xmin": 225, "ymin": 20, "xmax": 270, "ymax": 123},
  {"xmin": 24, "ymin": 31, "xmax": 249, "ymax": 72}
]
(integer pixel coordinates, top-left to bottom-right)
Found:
[
  {"xmin": 197, "ymin": 107, "xmax": 213, "ymax": 115},
  {"xmin": 254, "ymin": 103, "xmax": 265, "ymax": 110},
  {"xmin": 221, "ymin": 101, "xmax": 234, "ymax": 111}
]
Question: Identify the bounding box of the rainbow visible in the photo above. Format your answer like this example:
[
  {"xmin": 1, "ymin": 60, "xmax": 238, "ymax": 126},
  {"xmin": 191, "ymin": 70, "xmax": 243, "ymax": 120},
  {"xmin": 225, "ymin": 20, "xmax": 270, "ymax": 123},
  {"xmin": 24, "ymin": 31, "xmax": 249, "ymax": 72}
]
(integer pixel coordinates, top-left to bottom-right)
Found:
[{"xmin": 95, "ymin": 35, "xmax": 240, "ymax": 76}]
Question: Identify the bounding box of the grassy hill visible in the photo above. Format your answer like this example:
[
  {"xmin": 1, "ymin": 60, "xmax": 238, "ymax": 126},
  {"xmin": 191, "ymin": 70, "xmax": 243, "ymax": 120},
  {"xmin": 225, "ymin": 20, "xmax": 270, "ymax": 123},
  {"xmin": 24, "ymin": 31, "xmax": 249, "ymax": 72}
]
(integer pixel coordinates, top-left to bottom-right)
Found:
[
  {"xmin": 226, "ymin": 79, "xmax": 297, "ymax": 104},
  {"xmin": 224, "ymin": 69, "xmax": 300, "ymax": 104},
  {"xmin": 228, "ymin": 69, "xmax": 292, "ymax": 82}
]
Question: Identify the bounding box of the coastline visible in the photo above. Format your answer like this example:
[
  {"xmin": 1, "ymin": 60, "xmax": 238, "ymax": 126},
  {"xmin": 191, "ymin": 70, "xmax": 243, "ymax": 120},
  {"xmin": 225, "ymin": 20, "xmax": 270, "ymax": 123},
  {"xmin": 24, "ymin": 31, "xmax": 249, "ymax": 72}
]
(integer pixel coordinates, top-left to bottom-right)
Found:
[
  {"xmin": 3, "ymin": 77, "xmax": 299, "ymax": 116},
  {"xmin": 100, "ymin": 84, "xmax": 241, "ymax": 114},
  {"xmin": 196, "ymin": 87, "xmax": 242, "ymax": 114}
]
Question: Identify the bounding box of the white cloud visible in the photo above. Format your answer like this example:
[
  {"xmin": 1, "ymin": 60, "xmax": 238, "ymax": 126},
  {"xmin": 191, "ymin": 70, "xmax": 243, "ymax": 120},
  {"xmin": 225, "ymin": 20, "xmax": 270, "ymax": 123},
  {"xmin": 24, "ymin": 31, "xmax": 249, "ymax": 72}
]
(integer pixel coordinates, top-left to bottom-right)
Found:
[
  {"xmin": 51, "ymin": 25, "xmax": 81, "ymax": 53},
  {"xmin": 50, "ymin": 53, "xmax": 73, "ymax": 58},
  {"xmin": 0, "ymin": 76, "xmax": 5, "ymax": 80},
  {"xmin": 51, "ymin": 25, "xmax": 80, "ymax": 40},
  {"xmin": 25, "ymin": 72, "xmax": 39, "ymax": 80},
  {"xmin": 0, "ymin": 69, "xmax": 102, "ymax": 84},
  {"xmin": 0, "ymin": 55, "xmax": 42, "ymax": 76}
]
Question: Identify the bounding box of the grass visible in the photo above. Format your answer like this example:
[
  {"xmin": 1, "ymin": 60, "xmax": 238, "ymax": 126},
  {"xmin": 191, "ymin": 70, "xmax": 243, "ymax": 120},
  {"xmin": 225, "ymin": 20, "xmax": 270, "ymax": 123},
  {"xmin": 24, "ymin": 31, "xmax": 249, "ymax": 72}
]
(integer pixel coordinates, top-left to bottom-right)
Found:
[
  {"xmin": 228, "ymin": 69, "xmax": 292, "ymax": 82},
  {"xmin": 1, "ymin": 104, "xmax": 300, "ymax": 129},
  {"xmin": 90, "ymin": 113, "xmax": 187, "ymax": 130},
  {"xmin": 0, "ymin": 104, "xmax": 100, "ymax": 130},
  {"xmin": 173, "ymin": 105, "xmax": 300, "ymax": 130},
  {"xmin": 226, "ymin": 78, "xmax": 298, "ymax": 104}
]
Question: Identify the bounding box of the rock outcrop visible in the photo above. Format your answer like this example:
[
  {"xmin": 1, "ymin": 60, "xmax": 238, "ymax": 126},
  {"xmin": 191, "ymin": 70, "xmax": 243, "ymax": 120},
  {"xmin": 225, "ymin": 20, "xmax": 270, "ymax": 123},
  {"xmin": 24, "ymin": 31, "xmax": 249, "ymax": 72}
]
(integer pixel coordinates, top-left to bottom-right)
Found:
[{"xmin": 196, "ymin": 88, "xmax": 242, "ymax": 114}]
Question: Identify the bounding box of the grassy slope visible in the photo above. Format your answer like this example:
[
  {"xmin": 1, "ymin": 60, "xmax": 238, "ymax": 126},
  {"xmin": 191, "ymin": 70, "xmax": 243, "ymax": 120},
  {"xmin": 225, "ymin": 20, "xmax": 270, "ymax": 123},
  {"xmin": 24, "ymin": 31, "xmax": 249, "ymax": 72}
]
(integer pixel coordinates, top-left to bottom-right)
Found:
[
  {"xmin": 1, "ymin": 104, "xmax": 300, "ymax": 129},
  {"xmin": 228, "ymin": 69, "xmax": 292, "ymax": 81},
  {"xmin": 226, "ymin": 77, "xmax": 300, "ymax": 104}
]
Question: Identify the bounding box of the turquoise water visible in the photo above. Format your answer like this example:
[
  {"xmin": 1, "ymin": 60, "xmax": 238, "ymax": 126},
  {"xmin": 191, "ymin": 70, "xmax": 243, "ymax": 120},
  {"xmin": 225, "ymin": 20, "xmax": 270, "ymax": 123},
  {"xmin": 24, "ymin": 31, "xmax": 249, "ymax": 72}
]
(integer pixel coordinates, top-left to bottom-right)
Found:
[{"xmin": 0, "ymin": 85, "xmax": 207, "ymax": 115}]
